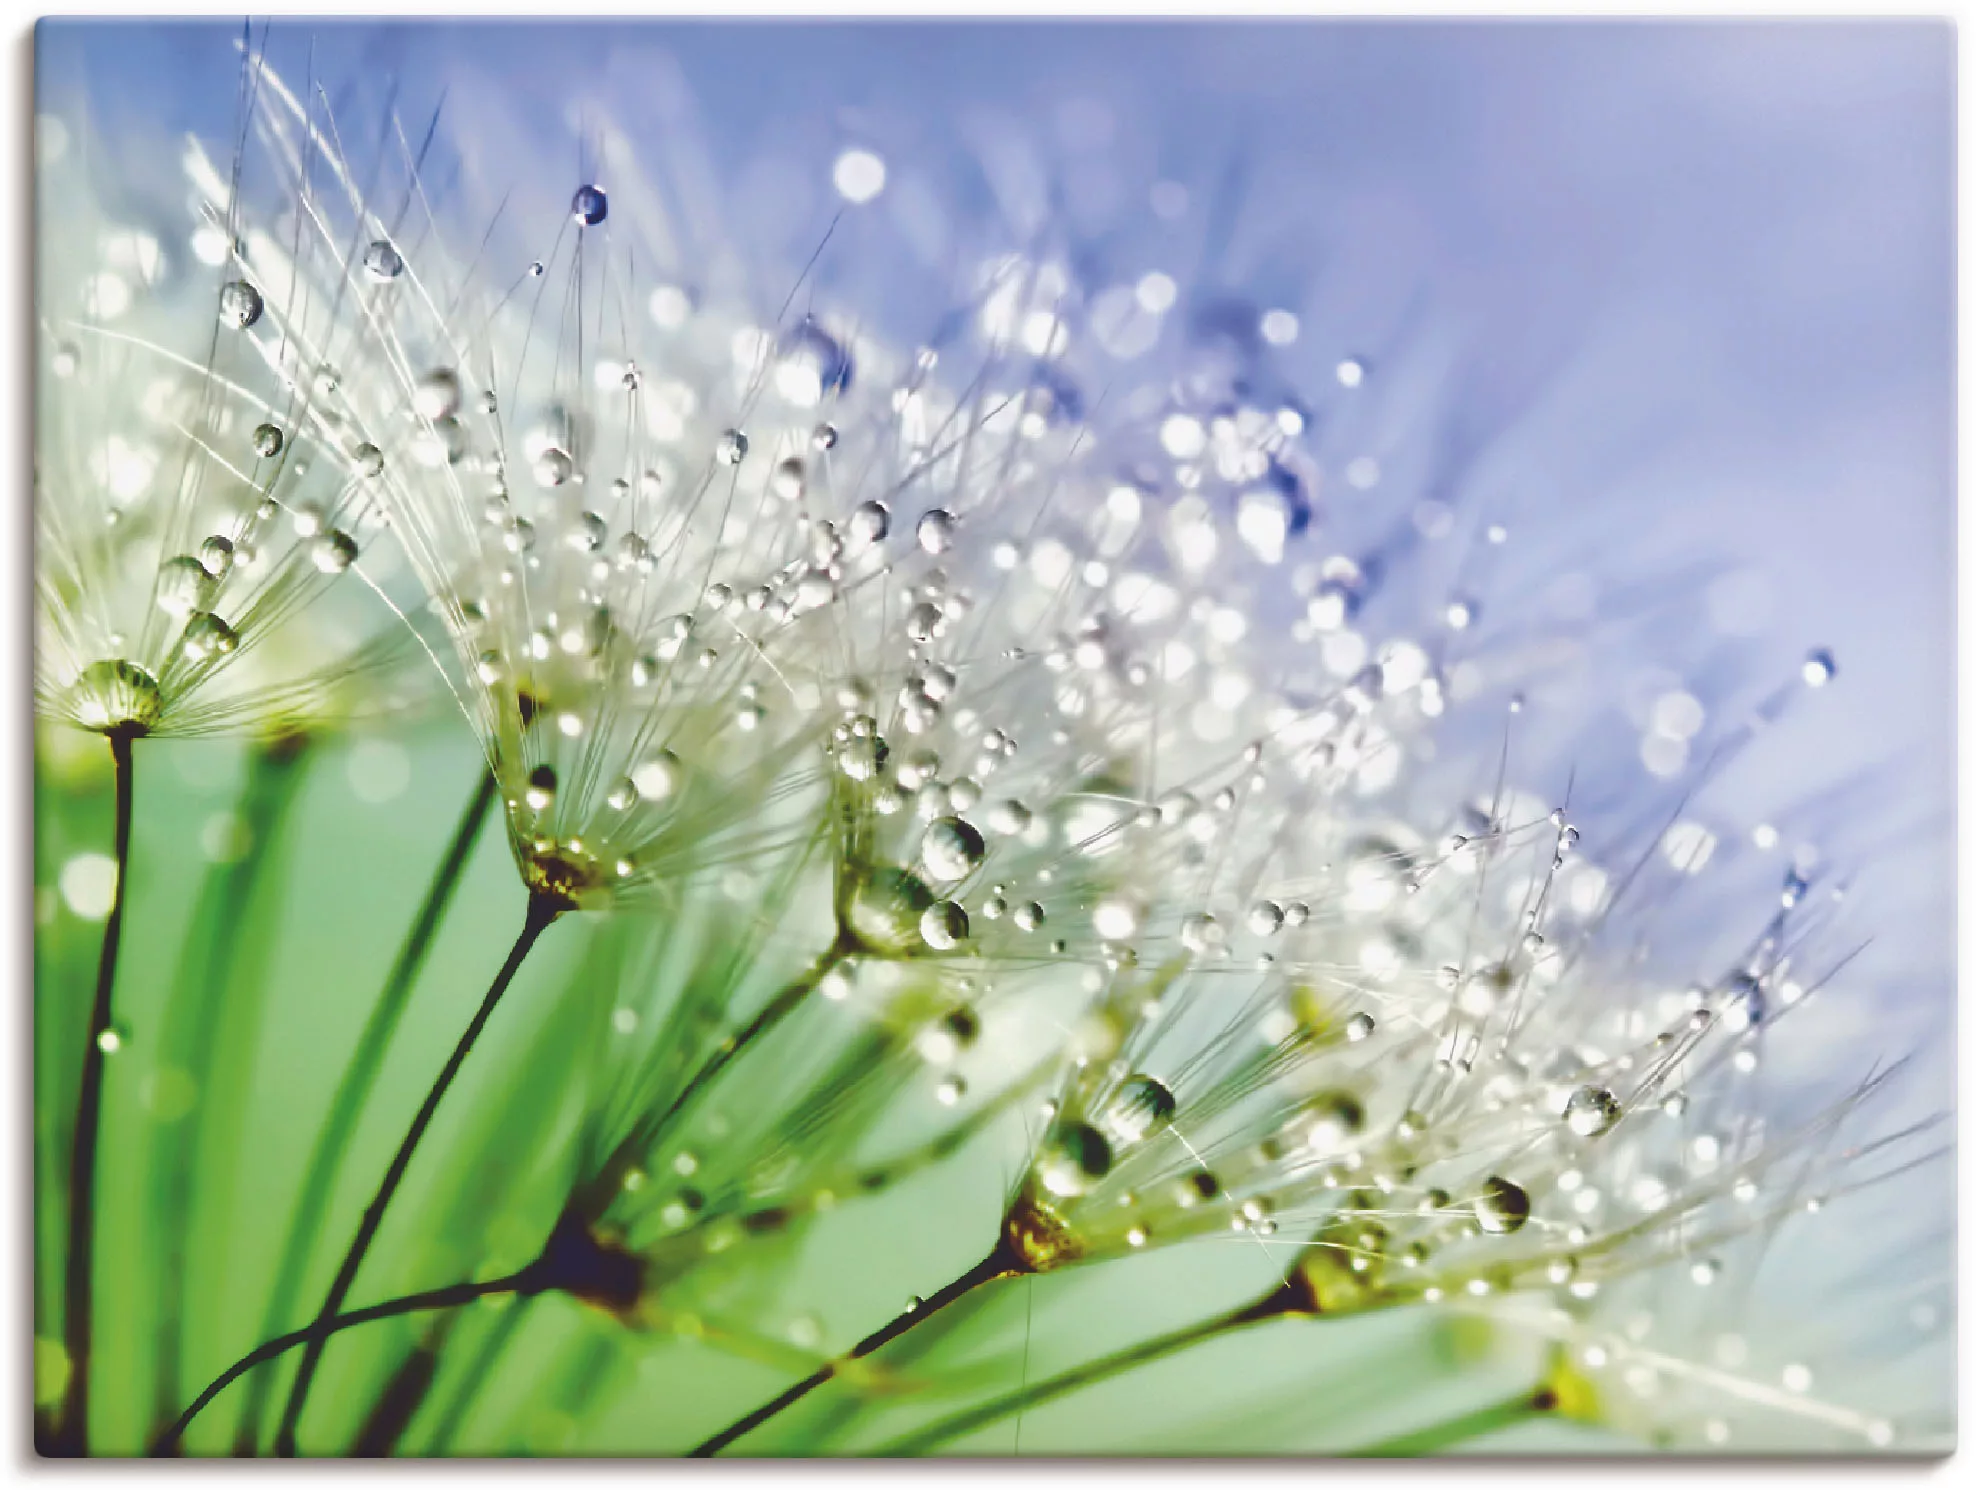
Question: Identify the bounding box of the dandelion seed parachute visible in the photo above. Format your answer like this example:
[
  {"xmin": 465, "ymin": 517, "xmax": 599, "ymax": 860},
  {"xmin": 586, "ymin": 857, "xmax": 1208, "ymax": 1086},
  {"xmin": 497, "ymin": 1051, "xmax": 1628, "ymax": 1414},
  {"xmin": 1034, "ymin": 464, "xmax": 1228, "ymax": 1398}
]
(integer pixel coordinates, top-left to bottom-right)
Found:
[{"xmin": 49, "ymin": 22, "xmax": 1950, "ymax": 1460}]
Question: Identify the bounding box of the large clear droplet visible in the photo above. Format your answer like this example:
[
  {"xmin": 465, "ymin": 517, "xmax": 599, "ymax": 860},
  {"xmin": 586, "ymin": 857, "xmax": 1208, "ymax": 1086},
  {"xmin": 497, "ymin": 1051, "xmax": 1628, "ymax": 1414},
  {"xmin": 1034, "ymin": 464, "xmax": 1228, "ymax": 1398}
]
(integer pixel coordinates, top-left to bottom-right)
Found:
[
  {"xmin": 157, "ymin": 555, "xmax": 216, "ymax": 618},
  {"xmin": 362, "ymin": 240, "xmax": 404, "ymax": 280},
  {"xmin": 1037, "ymin": 1120, "xmax": 1112, "ymax": 1198},
  {"xmin": 916, "ymin": 508, "xmax": 956, "ymax": 555},
  {"xmin": 1563, "ymin": 1085, "xmax": 1621, "ymax": 1139},
  {"xmin": 218, "ymin": 280, "xmax": 263, "ymax": 329},
  {"xmin": 1474, "ymin": 1176, "xmax": 1531, "ymax": 1235},
  {"xmin": 252, "ymin": 423, "xmax": 284, "ymax": 458},
  {"xmin": 846, "ymin": 866, "xmax": 935, "ymax": 957},
  {"xmin": 67, "ymin": 659, "xmax": 164, "ymax": 734},
  {"xmin": 571, "ymin": 185, "xmax": 608, "ymax": 226},
  {"xmin": 919, "ymin": 816, "xmax": 986, "ymax": 883},
  {"xmin": 919, "ymin": 899, "xmax": 968, "ymax": 950},
  {"xmin": 1102, "ymin": 1076, "xmax": 1176, "ymax": 1145},
  {"xmin": 310, "ymin": 531, "xmax": 358, "ymax": 574},
  {"xmin": 180, "ymin": 612, "xmax": 239, "ymax": 661},
  {"xmin": 631, "ymin": 751, "xmax": 682, "ymax": 802}
]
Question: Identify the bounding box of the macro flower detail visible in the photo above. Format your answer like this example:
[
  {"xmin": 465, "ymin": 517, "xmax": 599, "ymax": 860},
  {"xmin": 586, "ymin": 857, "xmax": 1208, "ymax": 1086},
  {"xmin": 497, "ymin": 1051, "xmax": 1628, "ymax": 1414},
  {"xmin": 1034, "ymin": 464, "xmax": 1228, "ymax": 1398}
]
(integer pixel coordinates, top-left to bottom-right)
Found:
[{"xmin": 30, "ymin": 18, "xmax": 1951, "ymax": 1464}]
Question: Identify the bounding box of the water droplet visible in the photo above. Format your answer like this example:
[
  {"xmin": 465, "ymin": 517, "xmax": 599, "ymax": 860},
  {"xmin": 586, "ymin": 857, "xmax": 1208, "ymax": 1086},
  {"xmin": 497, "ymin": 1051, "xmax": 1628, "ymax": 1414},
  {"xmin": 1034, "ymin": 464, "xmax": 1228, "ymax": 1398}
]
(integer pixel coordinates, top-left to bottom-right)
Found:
[
  {"xmin": 198, "ymin": 536, "xmax": 234, "ymax": 577},
  {"xmin": 67, "ymin": 659, "xmax": 163, "ymax": 734},
  {"xmin": 1802, "ymin": 649, "xmax": 1836, "ymax": 688},
  {"xmin": 919, "ymin": 816, "xmax": 986, "ymax": 883},
  {"xmin": 1306, "ymin": 1091, "xmax": 1365, "ymax": 1152},
  {"xmin": 414, "ymin": 367, "xmax": 463, "ymax": 422},
  {"xmin": 717, "ymin": 429, "xmax": 748, "ymax": 465},
  {"xmin": 1091, "ymin": 897, "xmax": 1142, "ymax": 941},
  {"xmin": 1474, "ymin": 1176, "xmax": 1531, "ymax": 1235},
  {"xmin": 1180, "ymin": 912, "xmax": 1224, "ymax": 955},
  {"xmin": 1246, "ymin": 900, "xmax": 1284, "ymax": 937},
  {"xmin": 535, "ymin": 447, "xmax": 573, "ymax": 488},
  {"xmin": 218, "ymin": 280, "xmax": 263, "ymax": 329},
  {"xmin": 571, "ymin": 185, "xmax": 608, "ymax": 226},
  {"xmin": 811, "ymin": 422, "xmax": 839, "ymax": 452},
  {"xmin": 1564, "ymin": 1085, "xmax": 1622, "ymax": 1138},
  {"xmin": 847, "ymin": 866, "xmax": 935, "ymax": 956},
  {"xmin": 354, "ymin": 443, "xmax": 386, "ymax": 479},
  {"xmin": 156, "ymin": 555, "xmax": 216, "ymax": 618},
  {"xmin": 252, "ymin": 423, "xmax": 284, "ymax": 458},
  {"xmin": 1102, "ymin": 1076, "xmax": 1176, "ymax": 1145},
  {"xmin": 524, "ymin": 764, "xmax": 556, "ymax": 812},
  {"xmin": 1037, "ymin": 1120, "xmax": 1112, "ymax": 1197},
  {"xmin": 919, "ymin": 899, "xmax": 968, "ymax": 950},
  {"xmin": 916, "ymin": 509, "xmax": 956, "ymax": 555},
  {"xmin": 631, "ymin": 751, "xmax": 682, "ymax": 802},
  {"xmin": 1345, "ymin": 1012, "xmax": 1376, "ymax": 1042},
  {"xmin": 310, "ymin": 530, "xmax": 357, "ymax": 574},
  {"xmin": 363, "ymin": 240, "xmax": 404, "ymax": 280},
  {"xmin": 180, "ymin": 611, "xmax": 239, "ymax": 661}
]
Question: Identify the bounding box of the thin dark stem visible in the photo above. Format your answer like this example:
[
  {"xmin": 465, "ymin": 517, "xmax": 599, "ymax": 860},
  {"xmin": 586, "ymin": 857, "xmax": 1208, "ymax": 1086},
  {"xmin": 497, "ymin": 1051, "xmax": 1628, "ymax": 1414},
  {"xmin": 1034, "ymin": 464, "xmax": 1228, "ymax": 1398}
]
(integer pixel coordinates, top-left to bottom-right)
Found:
[
  {"xmin": 231, "ymin": 769, "xmax": 496, "ymax": 1453},
  {"xmin": 877, "ymin": 1290, "xmax": 1292, "ymax": 1456},
  {"xmin": 152, "ymin": 1267, "xmax": 538, "ymax": 1455},
  {"xmin": 655, "ymin": 937, "xmax": 851, "ymax": 1138},
  {"xmin": 45, "ymin": 730, "xmax": 136, "ymax": 1457},
  {"xmin": 690, "ymin": 1240, "xmax": 1020, "ymax": 1457},
  {"xmin": 272, "ymin": 890, "xmax": 562, "ymax": 1455}
]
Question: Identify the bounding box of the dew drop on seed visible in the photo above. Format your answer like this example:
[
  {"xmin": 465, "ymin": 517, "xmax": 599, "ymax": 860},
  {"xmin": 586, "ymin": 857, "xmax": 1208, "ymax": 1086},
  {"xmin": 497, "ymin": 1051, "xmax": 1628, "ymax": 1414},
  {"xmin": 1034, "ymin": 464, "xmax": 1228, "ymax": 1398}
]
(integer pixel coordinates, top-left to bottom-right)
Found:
[
  {"xmin": 849, "ymin": 500, "xmax": 890, "ymax": 546},
  {"xmin": 571, "ymin": 185, "xmax": 608, "ymax": 226},
  {"xmin": 919, "ymin": 816, "xmax": 985, "ymax": 883},
  {"xmin": 1102, "ymin": 1076, "xmax": 1176, "ymax": 1145},
  {"xmin": 916, "ymin": 508, "xmax": 956, "ymax": 555},
  {"xmin": 1474, "ymin": 1176, "xmax": 1531, "ymax": 1235},
  {"xmin": 67, "ymin": 659, "xmax": 163, "ymax": 734},
  {"xmin": 1564, "ymin": 1085, "xmax": 1622, "ymax": 1138},
  {"xmin": 180, "ymin": 611, "xmax": 239, "ymax": 661},
  {"xmin": 198, "ymin": 536, "xmax": 234, "ymax": 578},
  {"xmin": 632, "ymin": 751, "xmax": 682, "ymax": 802},
  {"xmin": 847, "ymin": 866, "xmax": 935, "ymax": 956},
  {"xmin": 218, "ymin": 280, "xmax": 263, "ymax": 329},
  {"xmin": 1038, "ymin": 1120, "xmax": 1113, "ymax": 1197},
  {"xmin": 717, "ymin": 429, "xmax": 748, "ymax": 465},
  {"xmin": 919, "ymin": 899, "xmax": 968, "ymax": 950},
  {"xmin": 1802, "ymin": 648, "xmax": 1836, "ymax": 688},
  {"xmin": 157, "ymin": 555, "xmax": 216, "ymax": 618},
  {"xmin": 524, "ymin": 764, "xmax": 556, "ymax": 812},
  {"xmin": 811, "ymin": 422, "xmax": 838, "ymax": 452},
  {"xmin": 363, "ymin": 240, "xmax": 404, "ymax": 280},
  {"xmin": 354, "ymin": 443, "xmax": 386, "ymax": 479},
  {"xmin": 1306, "ymin": 1091, "xmax": 1365, "ymax": 1152},
  {"xmin": 535, "ymin": 447, "xmax": 573, "ymax": 488},
  {"xmin": 1180, "ymin": 912, "xmax": 1223, "ymax": 954},
  {"xmin": 310, "ymin": 530, "xmax": 357, "ymax": 574},
  {"xmin": 1346, "ymin": 1012, "xmax": 1376, "ymax": 1042},
  {"xmin": 252, "ymin": 423, "xmax": 284, "ymax": 458},
  {"xmin": 414, "ymin": 367, "xmax": 463, "ymax": 422},
  {"xmin": 1247, "ymin": 899, "xmax": 1284, "ymax": 937},
  {"xmin": 1091, "ymin": 896, "xmax": 1142, "ymax": 941}
]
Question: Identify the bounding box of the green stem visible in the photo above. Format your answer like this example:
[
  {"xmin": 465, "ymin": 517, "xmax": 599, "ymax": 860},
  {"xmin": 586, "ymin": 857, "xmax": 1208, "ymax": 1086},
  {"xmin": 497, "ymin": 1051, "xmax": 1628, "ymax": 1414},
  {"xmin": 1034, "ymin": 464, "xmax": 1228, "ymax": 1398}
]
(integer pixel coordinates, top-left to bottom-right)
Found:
[
  {"xmin": 152, "ymin": 1266, "xmax": 539, "ymax": 1455},
  {"xmin": 691, "ymin": 1239, "xmax": 1021, "ymax": 1457},
  {"xmin": 876, "ymin": 1291, "xmax": 1291, "ymax": 1456},
  {"xmin": 146, "ymin": 736, "xmax": 312, "ymax": 1441},
  {"xmin": 1350, "ymin": 1386, "xmax": 1552, "ymax": 1456},
  {"xmin": 44, "ymin": 729, "xmax": 136, "ymax": 1457},
  {"xmin": 230, "ymin": 770, "xmax": 496, "ymax": 1453},
  {"xmin": 418, "ymin": 1298, "xmax": 530, "ymax": 1454},
  {"xmin": 272, "ymin": 890, "xmax": 562, "ymax": 1454}
]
